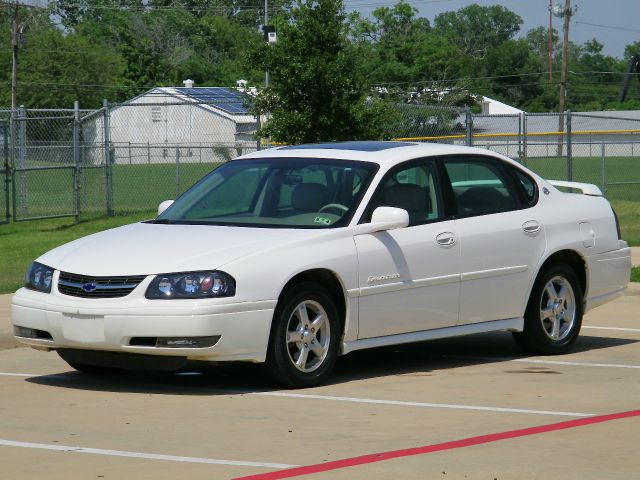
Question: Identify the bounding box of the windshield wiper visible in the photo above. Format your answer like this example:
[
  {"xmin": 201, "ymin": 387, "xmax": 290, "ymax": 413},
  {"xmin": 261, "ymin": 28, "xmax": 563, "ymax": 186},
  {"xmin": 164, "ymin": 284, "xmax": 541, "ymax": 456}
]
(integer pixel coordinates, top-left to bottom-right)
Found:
[{"xmin": 150, "ymin": 219, "xmax": 174, "ymax": 224}]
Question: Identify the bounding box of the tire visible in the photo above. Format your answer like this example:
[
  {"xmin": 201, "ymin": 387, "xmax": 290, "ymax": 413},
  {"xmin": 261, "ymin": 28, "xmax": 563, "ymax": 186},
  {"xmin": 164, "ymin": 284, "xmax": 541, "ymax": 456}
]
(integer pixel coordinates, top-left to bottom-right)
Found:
[
  {"xmin": 513, "ymin": 263, "xmax": 583, "ymax": 355},
  {"xmin": 67, "ymin": 362, "xmax": 122, "ymax": 375},
  {"xmin": 266, "ymin": 282, "xmax": 341, "ymax": 388}
]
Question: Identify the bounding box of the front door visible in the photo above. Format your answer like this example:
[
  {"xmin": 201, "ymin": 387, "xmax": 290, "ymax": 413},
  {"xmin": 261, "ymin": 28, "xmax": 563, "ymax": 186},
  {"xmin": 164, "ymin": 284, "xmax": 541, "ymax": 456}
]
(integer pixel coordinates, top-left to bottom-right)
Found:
[{"xmin": 355, "ymin": 159, "xmax": 460, "ymax": 339}]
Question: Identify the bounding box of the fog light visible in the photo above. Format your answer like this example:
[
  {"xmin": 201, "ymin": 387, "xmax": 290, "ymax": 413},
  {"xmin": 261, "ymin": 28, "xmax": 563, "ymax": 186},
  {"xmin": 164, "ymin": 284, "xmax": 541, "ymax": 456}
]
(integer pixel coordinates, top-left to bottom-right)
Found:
[
  {"xmin": 14, "ymin": 326, "xmax": 53, "ymax": 340},
  {"xmin": 155, "ymin": 336, "xmax": 221, "ymax": 348}
]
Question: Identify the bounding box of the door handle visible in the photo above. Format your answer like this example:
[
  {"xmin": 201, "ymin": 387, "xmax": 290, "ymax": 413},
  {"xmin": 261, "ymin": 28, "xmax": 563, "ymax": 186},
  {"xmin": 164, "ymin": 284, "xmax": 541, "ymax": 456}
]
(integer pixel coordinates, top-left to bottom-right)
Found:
[
  {"xmin": 522, "ymin": 220, "xmax": 541, "ymax": 235},
  {"xmin": 436, "ymin": 232, "xmax": 456, "ymax": 246}
]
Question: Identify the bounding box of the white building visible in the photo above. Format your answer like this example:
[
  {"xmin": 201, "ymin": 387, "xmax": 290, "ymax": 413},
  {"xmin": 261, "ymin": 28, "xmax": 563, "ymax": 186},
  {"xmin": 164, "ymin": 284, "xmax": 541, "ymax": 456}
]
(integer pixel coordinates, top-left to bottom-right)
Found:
[{"xmin": 84, "ymin": 82, "xmax": 258, "ymax": 165}]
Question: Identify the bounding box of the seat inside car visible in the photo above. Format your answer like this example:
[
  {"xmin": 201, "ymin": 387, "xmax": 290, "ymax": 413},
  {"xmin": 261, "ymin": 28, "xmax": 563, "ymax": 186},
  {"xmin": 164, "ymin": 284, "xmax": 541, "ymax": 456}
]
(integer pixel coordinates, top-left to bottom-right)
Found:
[
  {"xmin": 456, "ymin": 186, "xmax": 513, "ymax": 215},
  {"xmin": 291, "ymin": 182, "xmax": 332, "ymax": 213},
  {"xmin": 382, "ymin": 183, "xmax": 430, "ymax": 223}
]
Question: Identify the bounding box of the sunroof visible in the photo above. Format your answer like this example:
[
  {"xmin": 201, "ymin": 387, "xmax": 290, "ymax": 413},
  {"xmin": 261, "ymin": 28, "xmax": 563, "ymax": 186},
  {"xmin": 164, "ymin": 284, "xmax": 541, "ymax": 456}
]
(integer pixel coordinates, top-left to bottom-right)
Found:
[
  {"xmin": 280, "ymin": 141, "xmax": 415, "ymax": 152},
  {"xmin": 176, "ymin": 87, "xmax": 251, "ymax": 115}
]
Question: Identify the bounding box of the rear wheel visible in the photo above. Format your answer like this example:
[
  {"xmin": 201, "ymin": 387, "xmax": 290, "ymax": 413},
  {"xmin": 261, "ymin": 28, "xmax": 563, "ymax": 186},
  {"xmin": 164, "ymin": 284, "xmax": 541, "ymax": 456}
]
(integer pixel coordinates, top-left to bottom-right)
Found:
[
  {"xmin": 266, "ymin": 282, "xmax": 341, "ymax": 388},
  {"xmin": 513, "ymin": 264, "xmax": 583, "ymax": 354}
]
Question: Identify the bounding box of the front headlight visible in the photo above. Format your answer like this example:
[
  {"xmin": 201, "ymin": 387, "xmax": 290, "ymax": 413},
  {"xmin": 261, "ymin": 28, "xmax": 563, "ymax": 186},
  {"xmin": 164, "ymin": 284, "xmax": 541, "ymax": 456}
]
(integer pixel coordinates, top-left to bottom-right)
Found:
[
  {"xmin": 145, "ymin": 271, "xmax": 236, "ymax": 299},
  {"xmin": 25, "ymin": 262, "xmax": 54, "ymax": 293}
]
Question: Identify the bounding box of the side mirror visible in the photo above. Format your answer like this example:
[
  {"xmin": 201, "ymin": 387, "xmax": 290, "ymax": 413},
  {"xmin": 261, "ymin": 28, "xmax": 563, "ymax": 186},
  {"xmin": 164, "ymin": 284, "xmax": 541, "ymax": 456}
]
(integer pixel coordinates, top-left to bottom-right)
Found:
[
  {"xmin": 353, "ymin": 207, "xmax": 409, "ymax": 235},
  {"xmin": 157, "ymin": 200, "xmax": 174, "ymax": 216}
]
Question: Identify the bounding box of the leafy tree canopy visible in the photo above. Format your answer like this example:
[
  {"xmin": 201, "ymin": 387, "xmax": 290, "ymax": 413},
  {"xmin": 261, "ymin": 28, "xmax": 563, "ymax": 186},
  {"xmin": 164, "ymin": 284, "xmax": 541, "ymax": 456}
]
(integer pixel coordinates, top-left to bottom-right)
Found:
[{"xmin": 250, "ymin": 0, "xmax": 392, "ymax": 144}]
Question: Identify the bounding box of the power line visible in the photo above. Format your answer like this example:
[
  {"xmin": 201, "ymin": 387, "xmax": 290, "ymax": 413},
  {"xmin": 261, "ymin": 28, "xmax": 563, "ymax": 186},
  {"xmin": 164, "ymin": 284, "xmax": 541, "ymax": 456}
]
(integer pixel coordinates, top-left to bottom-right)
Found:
[{"xmin": 575, "ymin": 21, "xmax": 640, "ymax": 34}]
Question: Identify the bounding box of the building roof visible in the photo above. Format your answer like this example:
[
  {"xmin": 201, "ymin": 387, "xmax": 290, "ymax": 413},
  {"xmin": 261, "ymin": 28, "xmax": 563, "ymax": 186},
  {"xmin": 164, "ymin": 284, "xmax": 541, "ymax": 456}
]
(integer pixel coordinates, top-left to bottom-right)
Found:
[
  {"xmin": 119, "ymin": 86, "xmax": 255, "ymax": 123},
  {"xmin": 175, "ymin": 87, "xmax": 250, "ymax": 115}
]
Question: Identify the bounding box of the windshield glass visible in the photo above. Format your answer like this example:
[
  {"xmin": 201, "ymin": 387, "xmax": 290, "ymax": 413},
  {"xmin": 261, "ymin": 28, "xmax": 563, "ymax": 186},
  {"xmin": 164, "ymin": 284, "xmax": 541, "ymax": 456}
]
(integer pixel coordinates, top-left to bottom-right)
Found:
[{"xmin": 156, "ymin": 157, "xmax": 378, "ymax": 228}]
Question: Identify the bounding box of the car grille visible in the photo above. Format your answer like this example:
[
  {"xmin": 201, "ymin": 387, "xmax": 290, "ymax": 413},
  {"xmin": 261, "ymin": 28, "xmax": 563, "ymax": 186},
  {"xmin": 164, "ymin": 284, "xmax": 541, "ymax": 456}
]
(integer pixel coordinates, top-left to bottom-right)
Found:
[{"xmin": 58, "ymin": 271, "xmax": 147, "ymax": 299}]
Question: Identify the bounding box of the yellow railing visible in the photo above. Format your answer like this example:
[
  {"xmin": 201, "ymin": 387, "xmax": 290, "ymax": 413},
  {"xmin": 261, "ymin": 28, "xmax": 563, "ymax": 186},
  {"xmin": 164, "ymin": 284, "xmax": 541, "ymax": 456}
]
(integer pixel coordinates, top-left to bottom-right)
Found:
[
  {"xmin": 260, "ymin": 129, "xmax": 640, "ymax": 146},
  {"xmin": 393, "ymin": 129, "xmax": 640, "ymax": 142}
]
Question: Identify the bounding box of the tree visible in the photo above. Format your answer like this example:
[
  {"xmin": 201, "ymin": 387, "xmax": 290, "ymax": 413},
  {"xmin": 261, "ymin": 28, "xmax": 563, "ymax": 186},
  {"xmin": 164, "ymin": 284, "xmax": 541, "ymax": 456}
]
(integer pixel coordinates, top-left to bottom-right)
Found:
[
  {"xmin": 483, "ymin": 39, "xmax": 544, "ymax": 108},
  {"xmin": 75, "ymin": 7, "xmax": 263, "ymax": 91},
  {"xmin": 0, "ymin": 19, "xmax": 126, "ymax": 108},
  {"xmin": 433, "ymin": 4, "xmax": 522, "ymax": 59},
  {"xmin": 525, "ymin": 26, "xmax": 559, "ymax": 60},
  {"xmin": 250, "ymin": 0, "xmax": 391, "ymax": 144}
]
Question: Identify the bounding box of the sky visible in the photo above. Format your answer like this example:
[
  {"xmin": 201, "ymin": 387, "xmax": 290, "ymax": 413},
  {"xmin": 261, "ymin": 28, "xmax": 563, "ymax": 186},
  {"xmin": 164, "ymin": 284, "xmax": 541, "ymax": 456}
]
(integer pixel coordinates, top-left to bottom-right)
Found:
[{"xmin": 348, "ymin": 0, "xmax": 640, "ymax": 59}]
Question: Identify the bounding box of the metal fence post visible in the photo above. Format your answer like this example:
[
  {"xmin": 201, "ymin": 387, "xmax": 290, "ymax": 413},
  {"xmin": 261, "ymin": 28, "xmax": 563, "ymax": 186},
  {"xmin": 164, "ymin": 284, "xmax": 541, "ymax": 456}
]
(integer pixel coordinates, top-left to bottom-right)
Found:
[
  {"xmin": 601, "ymin": 142, "xmax": 606, "ymax": 194},
  {"xmin": 17, "ymin": 105, "xmax": 27, "ymax": 217},
  {"xmin": 2, "ymin": 122, "xmax": 10, "ymax": 223},
  {"xmin": 256, "ymin": 115, "xmax": 262, "ymax": 151},
  {"xmin": 566, "ymin": 110, "xmax": 572, "ymax": 181},
  {"xmin": 175, "ymin": 146, "xmax": 181, "ymax": 198},
  {"xmin": 73, "ymin": 101, "xmax": 81, "ymax": 223},
  {"xmin": 517, "ymin": 113, "xmax": 525, "ymax": 166},
  {"xmin": 103, "ymin": 99, "xmax": 113, "ymax": 216},
  {"xmin": 465, "ymin": 107, "xmax": 473, "ymax": 146}
]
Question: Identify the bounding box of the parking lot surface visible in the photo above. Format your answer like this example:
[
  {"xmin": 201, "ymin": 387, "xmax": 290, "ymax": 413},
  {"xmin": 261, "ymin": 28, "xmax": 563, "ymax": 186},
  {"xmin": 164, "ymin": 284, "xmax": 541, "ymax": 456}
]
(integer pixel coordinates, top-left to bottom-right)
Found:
[{"xmin": 1, "ymin": 286, "xmax": 639, "ymax": 479}]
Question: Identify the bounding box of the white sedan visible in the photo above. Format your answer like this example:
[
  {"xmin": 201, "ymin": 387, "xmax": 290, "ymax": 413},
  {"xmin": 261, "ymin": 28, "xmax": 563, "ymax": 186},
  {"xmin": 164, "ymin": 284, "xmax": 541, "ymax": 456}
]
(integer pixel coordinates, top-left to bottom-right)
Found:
[{"xmin": 11, "ymin": 142, "xmax": 631, "ymax": 387}]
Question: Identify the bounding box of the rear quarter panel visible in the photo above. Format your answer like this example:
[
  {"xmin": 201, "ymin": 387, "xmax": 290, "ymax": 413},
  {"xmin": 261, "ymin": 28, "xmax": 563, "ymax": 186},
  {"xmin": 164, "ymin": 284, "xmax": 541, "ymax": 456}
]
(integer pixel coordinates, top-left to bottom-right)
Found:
[{"xmin": 537, "ymin": 187, "xmax": 629, "ymax": 307}]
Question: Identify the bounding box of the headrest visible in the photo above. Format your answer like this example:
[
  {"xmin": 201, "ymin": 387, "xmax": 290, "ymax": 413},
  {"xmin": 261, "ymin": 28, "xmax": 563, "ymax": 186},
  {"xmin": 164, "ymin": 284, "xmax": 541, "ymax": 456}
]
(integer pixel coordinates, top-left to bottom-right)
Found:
[{"xmin": 291, "ymin": 183, "xmax": 332, "ymax": 211}]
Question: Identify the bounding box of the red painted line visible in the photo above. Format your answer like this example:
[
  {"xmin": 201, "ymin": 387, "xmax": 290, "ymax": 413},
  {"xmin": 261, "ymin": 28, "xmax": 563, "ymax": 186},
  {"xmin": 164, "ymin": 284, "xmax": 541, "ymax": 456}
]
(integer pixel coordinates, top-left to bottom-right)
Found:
[{"xmin": 235, "ymin": 409, "xmax": 640, "ymax": 480}]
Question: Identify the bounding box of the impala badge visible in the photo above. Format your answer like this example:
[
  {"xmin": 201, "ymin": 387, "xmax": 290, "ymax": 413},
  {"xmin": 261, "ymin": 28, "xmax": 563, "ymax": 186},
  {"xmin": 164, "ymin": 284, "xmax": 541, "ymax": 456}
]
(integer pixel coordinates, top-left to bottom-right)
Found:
[{"xmin": 367, "ymin": 273, "xmax": 401, "ymax": 284}]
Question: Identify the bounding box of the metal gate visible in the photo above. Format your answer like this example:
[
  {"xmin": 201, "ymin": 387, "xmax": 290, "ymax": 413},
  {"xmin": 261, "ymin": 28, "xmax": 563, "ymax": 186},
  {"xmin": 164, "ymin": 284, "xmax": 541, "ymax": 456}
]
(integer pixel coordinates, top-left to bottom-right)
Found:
[{"xmin": 11, "ymin": 108, "xmax": 79, "ymax": 221}]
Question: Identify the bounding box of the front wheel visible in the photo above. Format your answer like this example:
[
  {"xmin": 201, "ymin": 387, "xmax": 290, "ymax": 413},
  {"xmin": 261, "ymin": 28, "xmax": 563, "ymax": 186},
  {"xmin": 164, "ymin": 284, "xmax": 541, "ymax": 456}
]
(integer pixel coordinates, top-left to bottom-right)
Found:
[
  {"xmin": 513, "ymin": 264, "xmax": 584, "ymax": 355},
  {"xmin": 266, "ymin": 282, "xmax": 341, "ymax": 388}
]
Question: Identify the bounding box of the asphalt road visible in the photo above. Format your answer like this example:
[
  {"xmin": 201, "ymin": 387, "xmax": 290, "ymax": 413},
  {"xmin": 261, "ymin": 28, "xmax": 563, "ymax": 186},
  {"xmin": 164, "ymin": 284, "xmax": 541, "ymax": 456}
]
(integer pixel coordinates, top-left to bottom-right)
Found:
[{"xmin": 1, "ymin": 285, "xmax": 639, "ymax": 479}]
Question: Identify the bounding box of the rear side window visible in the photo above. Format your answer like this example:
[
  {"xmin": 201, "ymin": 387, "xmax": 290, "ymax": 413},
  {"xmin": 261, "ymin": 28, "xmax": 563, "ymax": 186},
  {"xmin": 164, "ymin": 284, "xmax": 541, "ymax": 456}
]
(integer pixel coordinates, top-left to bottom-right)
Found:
[
  {"xmin": 513, "ymin": 168, "xmax": 538, "ymax": 206},
  {"xmin": 443, "ymin": 157, "xmax": 520, "ymax": 217}
]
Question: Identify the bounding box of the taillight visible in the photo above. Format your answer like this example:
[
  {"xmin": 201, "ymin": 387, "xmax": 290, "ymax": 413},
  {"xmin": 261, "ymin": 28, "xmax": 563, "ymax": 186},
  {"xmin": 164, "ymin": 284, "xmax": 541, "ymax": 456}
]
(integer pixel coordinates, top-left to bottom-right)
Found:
[{"xmin": 611, "ymin": 206, "xmax": 622, "ymax": 240}]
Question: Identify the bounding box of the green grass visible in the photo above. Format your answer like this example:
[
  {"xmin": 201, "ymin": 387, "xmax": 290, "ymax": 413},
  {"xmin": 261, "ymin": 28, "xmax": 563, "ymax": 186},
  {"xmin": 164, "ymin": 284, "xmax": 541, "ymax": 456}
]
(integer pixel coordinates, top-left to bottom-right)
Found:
[
  {"xmin": 524, "ymin": 156, "xmax": 640, "ymax": 203},
  {"xmin": 111, "ymin": 163, "xmax": 221, "ymax": 211},
  {"xmin": 0, "ymin": 212, "xmax": 153, "ymax": 294},
  {"xmin": 0, "ymin": 209, "xmax": 638, "ymax": 295},
  {"xmin": 1, "ymin": 155, "xmax": 638, "ymax": 293},
  {"xmin": 610, "ymin": 200, "xmax": 640, "ymax": 246}
]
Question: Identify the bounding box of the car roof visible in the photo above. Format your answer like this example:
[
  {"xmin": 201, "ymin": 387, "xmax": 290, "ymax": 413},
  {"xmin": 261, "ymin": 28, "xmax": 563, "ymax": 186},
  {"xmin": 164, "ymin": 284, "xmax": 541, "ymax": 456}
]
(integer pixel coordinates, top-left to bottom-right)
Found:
[{"xmin": 236, "ymin": 141, "xmax": 516, "ymax": 168}]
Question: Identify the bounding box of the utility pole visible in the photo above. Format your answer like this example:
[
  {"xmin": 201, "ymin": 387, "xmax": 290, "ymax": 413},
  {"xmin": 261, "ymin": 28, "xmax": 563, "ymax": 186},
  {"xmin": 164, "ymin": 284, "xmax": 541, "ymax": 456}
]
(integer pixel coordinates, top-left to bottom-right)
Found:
[
  {"xmin": 548, "ymin": 0, "xmax": 553, "ymax": 83},
  {"xmin": 553, "ymin": 0, "xmax": 576, "ymax": 156},
  {"xmin": 264, "ymin": 0, "xmax": 269, "ymax": 148},
  {"xmin": 558, "ymin": 0, "xmax": 573, "ymax": 133},
  {"xmin": 11, "ymin": 2, "xmax": 19, "ymax": 110},
  {"xmin": 264, "ymin": 0, "xmax": 269, "ymax": 92}
]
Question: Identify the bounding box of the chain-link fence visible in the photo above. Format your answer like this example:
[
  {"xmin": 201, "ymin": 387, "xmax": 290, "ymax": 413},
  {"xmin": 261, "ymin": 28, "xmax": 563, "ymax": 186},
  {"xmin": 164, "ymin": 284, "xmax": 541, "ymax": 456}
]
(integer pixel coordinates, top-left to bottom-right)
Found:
[
  {"xmin": 0, "ymin": 96, "xmax": 639, "ymax": 223},
  {"xmin": 1, "ymin": 89, "xmax": 259, "ymax": 221},
  {"xmin": 393, "ymin": 105, "xmax": 640, "ymax": 205}
]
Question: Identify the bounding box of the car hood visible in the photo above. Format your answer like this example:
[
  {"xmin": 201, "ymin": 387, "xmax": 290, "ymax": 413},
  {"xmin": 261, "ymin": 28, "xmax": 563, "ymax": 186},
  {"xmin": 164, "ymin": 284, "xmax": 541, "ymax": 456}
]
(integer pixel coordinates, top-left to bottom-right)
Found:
[{"xmin": 37, "ymin": 222, "xmax": 323, "ymax": 277}]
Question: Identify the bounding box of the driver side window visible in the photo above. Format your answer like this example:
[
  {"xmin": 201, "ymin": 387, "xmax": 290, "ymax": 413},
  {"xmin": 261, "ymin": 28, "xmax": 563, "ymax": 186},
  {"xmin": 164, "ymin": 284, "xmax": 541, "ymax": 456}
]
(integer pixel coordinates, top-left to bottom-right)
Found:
[{"xmin": 367, "ymin": 161, "xmax": 442, "ymax": 226}]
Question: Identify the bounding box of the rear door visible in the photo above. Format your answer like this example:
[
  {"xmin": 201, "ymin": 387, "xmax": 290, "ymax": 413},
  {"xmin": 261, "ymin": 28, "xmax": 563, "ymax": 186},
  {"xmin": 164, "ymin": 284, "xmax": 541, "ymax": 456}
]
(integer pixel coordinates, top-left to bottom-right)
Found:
[{"xmin": 442, "ymin": 155, "xmax": 546, "ymax": 325}]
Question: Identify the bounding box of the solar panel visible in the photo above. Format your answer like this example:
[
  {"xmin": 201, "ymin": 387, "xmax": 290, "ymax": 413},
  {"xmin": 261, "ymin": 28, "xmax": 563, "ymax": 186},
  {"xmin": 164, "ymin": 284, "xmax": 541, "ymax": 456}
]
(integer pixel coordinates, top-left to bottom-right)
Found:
[{"xmin": 176, "ymin": 87, "xmax": 251, "ymax": 115}]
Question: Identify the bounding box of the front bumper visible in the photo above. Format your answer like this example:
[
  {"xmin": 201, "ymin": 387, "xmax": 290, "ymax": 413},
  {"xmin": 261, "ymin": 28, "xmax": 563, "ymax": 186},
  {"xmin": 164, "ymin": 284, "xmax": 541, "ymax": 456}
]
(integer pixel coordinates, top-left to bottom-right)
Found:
[{"xmin": 11, "ymin": 286, "xmax": 276, "ymax": 363}]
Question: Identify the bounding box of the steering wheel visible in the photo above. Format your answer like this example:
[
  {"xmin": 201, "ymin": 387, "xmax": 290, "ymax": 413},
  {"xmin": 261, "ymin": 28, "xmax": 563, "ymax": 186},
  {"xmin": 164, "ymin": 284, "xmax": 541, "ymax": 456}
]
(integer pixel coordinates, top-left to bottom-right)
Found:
[{"xmin": 318, "ymin": 203, "xmax": 349, "ymax": 215}]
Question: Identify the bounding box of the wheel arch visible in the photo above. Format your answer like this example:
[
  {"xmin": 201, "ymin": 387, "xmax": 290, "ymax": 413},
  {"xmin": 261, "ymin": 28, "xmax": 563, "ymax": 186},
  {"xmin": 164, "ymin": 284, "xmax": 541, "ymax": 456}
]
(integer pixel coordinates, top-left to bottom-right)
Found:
[
  {"xmin": 274, "ymin": 268, "xmax": 348, "ymax": 342},
  {"xmin": 532, "ymin": 249, "xmax": 588, "ymax": 303}
]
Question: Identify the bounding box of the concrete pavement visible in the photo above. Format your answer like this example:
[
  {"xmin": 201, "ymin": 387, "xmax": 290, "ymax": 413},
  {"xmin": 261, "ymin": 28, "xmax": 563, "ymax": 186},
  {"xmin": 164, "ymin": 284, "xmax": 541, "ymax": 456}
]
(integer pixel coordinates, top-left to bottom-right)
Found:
[{"xmin": 0, "ymin": 286, "xmax": 639, "ymax": 479}]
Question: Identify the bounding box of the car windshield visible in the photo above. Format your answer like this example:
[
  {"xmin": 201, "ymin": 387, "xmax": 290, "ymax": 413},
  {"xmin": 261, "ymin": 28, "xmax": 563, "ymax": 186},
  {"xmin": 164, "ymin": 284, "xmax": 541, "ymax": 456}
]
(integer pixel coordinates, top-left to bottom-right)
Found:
[{"xmin": 155, "ymin": 157, "xmax": 378, "ymax": 228}]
